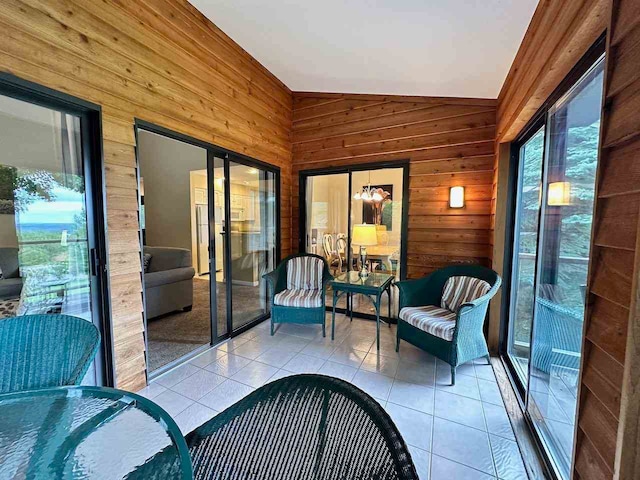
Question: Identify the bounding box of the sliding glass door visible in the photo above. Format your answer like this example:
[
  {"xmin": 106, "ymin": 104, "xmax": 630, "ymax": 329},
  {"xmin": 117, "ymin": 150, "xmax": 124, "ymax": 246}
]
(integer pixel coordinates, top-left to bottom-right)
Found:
[
  {"xmin": 304, "ymin": 173, "xmax": 350, "ymax": 308},
  {"xmin": 301, "ymin": 162, "xmax": 408, "ymax": 319},
  {"xmin": 227, "ymin": 160, "xmax": 277, "ymax": 331},
  {"xmin": 0, "ymin": 79, "xmax": 108, "ymax": 385},
  {"xmin": 137, "ymin": 123, "xmax": 279, "ymax": 375},
  {"xmin": 504, "ymin": 53, "xmax": 604, "ymax": 479},
  {"xmin": 507, "ymin": 127, "xmax": 544, "ymax": 385}
]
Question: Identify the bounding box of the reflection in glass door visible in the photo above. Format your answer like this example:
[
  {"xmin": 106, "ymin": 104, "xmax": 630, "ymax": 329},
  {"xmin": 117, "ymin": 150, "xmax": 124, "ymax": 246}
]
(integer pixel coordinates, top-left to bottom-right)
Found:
[
  {"xmin": 527, "ymin": 57, "xmax": 604, "ymax": 478},
  {"xmin": 227, "ymin": 160, "xmax": 277, "ymax": 331},
  {"xmin": 505, "ymin": 54, "xmax": 604, "ymax": 479},
  {"xmin": 507, "ymin": 128, "xmax": 544, "ymax": 385},
  {"xmin": 304, "ymin": 173, "xmax": 350, "ymax": 308},
  {"xmin": 0, "ymin": 89, "xmax": 105, "ymax": 385}
]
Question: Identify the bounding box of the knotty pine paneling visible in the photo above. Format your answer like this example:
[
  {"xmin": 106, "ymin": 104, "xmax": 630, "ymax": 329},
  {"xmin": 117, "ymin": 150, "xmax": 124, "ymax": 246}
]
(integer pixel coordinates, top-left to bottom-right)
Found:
[
  {"xmin": 0, "ymin": 0, "xmax": 293, "ymax": 391},
  {"xmin": 575, "ymin": 2, "xmax": 640, "ymax": 478},
  {"xmin": 291, "ymin": 93, "xmax": 496, "ymax": 278}
]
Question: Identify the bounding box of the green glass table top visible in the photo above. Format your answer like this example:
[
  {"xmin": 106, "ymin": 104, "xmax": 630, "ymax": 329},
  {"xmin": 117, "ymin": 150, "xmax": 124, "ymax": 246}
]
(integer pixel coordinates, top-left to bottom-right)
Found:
[
  {"xmin": 0, "ymin": 386, "xmax": 192, "ymax": 479},
  {"xmin": 331, "ymin": 271, "xmax": 394, "ymax": 290}
]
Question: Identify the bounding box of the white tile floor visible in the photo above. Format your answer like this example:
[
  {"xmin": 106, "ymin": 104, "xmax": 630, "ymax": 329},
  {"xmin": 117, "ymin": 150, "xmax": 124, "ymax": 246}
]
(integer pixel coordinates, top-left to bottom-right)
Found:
[{"xmin": 140, "ymin": 313, "xmax": 527, "ymax": 480}]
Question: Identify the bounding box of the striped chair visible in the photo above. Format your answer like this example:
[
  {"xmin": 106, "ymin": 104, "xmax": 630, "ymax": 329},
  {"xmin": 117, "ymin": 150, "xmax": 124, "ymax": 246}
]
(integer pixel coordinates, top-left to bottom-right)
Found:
[
  {"xmin": 263, "ymin": 253, "xmax": 333, "ymax": 336},
  {"xmin": 396, "ymin": 266, "xmax": 501, "ymax": 385}
]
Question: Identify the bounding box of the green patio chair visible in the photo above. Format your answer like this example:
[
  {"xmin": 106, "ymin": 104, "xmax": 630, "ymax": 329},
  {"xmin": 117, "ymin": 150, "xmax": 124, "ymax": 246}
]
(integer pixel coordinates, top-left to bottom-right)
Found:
[
  {"xmin": 187, "ymin": 374, "xmax": 419, "ymax": 480},
  {"xmin": 0, "ymin": 314, "xmax": 101, "ymax": 394},
  {"xmin": 531, "ymin": 297, "xmax": 583, "ymax": 374},
  {"xmin": 396, "ymin": 265, "xmax": 501, "ymax": 385},
  {"xmin": 263, "ymin": 253, "xmax": 333, "ymax": 336}
]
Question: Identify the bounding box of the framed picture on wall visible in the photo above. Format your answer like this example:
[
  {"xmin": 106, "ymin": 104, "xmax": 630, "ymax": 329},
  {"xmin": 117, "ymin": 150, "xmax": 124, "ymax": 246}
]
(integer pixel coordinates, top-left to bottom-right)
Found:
[{"xmin": 362, "ymin": 184, "xmax": 393, "ymax": 231}]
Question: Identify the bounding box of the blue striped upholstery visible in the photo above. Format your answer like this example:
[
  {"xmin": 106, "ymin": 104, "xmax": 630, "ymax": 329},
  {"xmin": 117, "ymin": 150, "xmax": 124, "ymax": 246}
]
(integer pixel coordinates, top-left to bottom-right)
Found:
[
  {"xmin": 286, "ymin": 256, "xmax": 324, "ymax": 290},
  {"xmin": 441, "ymin": 276, "xmax": 491, "ymax": 312},
  {"xmin": 274, "ymin": 289, "xmax": 323, "ymax": 308},
  {"xmin": 399, "ymin": 305, "xmax": 457, "ymax": 341}
]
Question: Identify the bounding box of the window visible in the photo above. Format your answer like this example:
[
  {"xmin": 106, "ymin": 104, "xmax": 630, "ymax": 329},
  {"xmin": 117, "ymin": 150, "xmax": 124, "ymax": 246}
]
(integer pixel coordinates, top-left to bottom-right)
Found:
[
  {"xmin": 504, "ymin": 50, "xmax": 605, "ymax": 479},
  {"xmin": 0, "ymin": 76, "xmax": 109, "ymax": 385}
]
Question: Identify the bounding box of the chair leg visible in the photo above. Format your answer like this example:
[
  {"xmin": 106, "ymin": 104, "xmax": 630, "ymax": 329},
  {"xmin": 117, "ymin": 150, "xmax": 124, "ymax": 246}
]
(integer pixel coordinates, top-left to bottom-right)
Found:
[
  {"xmin": 270, "ymin": 319, "xmax": 274, "ymax": 336},
  {"xmin": 322, "ymin": 322, "xmax": 326, "ymax": 338},
  {"xmin": 396, "ymin": 332, "xmax": 400, "ymax": 352},
  {"xmin": 485, "ymin": 354, "xmax": 491, "ymax": 364},
  {"xmin": 451, "ymin": 366, "xmax": 456, "ymax": 386}
]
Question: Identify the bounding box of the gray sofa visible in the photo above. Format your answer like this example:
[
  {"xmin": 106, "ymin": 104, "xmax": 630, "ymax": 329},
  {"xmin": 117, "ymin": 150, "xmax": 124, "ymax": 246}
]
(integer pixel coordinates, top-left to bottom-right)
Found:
[
  {"xmin": 144, "ymin": 246, "xmax": 195, "ymax": 320},
  {"xmin": 0, "ymin": 248, "xmax": 22, "ymax": 300}
]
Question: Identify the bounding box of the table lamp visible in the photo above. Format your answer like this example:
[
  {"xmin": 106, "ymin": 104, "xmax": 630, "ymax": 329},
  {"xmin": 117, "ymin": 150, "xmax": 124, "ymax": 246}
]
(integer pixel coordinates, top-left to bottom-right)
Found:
[{"xmin": 352, "ymin": 223, "xmax": 378, "ymax": 277}]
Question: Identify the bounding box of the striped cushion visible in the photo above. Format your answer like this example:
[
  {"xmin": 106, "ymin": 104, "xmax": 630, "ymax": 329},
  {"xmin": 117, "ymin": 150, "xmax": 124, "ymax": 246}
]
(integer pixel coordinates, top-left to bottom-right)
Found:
[
  {"xmin": 399, "ymin": 305, "xmax": 457, "ymax": 341},
  {"xmin": 274, "ymin": 289, "xmax": 323, "ymax": 308},
  {"xmin": 441, "ymin": 276, "xmax": 491, "ymax": 312},
  {"xmin": 286, "ymin": 256, "xmax": 324, "ymax": 290}
]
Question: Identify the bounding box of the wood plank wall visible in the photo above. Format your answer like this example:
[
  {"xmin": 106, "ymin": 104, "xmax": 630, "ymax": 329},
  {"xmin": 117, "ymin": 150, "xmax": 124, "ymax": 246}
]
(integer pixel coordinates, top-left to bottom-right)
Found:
[
  {"xmin": 0, "ymin": 0, "xmax": 293, "ymax": 391},
  {"xmin": 576, "ymin": 1, "xmax": 640, "ymax": 478},
  {"xmin": 290, "ymin": 93, "xmax": 497, "ymax": 277}
]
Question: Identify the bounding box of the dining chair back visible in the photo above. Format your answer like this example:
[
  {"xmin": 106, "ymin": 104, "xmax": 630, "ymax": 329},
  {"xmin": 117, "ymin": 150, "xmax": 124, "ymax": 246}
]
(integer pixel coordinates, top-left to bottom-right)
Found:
[{"xmin": 0, "ymin": 314, "xmax": 101, "ymax": 394}]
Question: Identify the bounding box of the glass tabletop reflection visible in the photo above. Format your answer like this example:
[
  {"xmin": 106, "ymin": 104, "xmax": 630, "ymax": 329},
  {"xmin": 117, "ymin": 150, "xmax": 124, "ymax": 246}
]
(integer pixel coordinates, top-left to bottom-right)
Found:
[
  {"xmin": 0, "ymin": 386, "xmax": 192, "ymax": 479},
  {"xmin": 331, "ymin": 271, "xmax": 394, "ymax": 289}
]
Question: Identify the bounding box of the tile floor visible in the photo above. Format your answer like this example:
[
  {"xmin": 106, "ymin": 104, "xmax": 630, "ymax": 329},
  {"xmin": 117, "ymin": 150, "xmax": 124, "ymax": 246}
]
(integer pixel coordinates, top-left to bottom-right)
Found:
[{"xmin": 139, "ymin": 313, "xmax": 527, "ymax": 480}]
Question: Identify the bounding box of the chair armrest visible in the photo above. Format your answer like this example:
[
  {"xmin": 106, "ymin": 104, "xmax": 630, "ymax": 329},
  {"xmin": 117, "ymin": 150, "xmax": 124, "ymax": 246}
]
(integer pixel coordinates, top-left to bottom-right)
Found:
[
  {"xmin": 396, "ymin": 275, "xmax": 441, "ymax": 309},
  {"xmin": 262, "ymin": 268, "xmax": 286, "ymax": 298}
]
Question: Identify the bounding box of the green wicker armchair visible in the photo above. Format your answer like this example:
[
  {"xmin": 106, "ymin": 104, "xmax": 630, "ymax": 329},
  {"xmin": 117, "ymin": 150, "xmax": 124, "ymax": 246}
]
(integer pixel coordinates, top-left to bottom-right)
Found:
[
  {"xmin": 396, "ymin": 265, "xmax": 501, "ymax": 385},
  {"xmin": 531, "ymin": 297, "xmax": 583, "ymax": 374},
  {"xmin": 263, "ymin": 253, "xmax": 333, "ymax": 336},
  {"xmin": 187, "ymin": 374, "xmax": 419, "ymax": 480},
  {"xmin": 0, "ymin": 314, "xmax": 101, "ymax": 394}
]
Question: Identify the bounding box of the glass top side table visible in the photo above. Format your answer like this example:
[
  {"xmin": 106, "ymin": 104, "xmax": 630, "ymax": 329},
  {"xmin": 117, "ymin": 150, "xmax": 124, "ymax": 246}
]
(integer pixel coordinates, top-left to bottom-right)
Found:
[
  {"xmin": 330, "ymin": 271, "xmax": 394, "ymax": 350},
  {"xmin": 0, "ymin": 386, "xmax": 193, "ymax": 479}
]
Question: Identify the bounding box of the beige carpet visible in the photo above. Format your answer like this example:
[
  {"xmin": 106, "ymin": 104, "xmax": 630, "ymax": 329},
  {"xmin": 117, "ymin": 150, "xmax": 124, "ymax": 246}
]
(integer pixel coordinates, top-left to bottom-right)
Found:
[{"xmin": 147, "ymin": 278, "xmax": 266, "ymax": 372}]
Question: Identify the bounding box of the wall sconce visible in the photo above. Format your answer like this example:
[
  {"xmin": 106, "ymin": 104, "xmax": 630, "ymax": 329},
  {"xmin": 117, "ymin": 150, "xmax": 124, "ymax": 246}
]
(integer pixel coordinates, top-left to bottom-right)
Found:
[
  {"xmin": 449, "ymin": 186, "xmax": 465, "ymax": 208},
  {"xmin": 547, "ymin": 181, "xmax": 571, "ymax": 206}
]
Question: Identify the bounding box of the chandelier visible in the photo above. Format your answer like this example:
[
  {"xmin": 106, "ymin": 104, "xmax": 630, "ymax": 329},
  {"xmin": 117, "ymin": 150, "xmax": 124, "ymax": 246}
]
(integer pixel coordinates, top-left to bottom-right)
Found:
[{"xmin": 353, "ymin": 172, "xmax": 388, "ymax": 202}]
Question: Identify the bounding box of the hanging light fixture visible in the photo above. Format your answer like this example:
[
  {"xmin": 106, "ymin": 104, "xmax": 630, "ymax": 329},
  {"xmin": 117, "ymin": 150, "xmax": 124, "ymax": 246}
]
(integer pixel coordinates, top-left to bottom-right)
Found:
[{"xmin": 354, "ymin": 171, "xmax": 378, "ymax": 202}]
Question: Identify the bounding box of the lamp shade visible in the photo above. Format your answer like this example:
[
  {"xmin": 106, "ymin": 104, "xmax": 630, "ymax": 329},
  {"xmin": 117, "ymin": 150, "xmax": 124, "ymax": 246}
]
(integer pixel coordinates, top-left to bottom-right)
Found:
[
  {"xmin": 351, "ymin": 224, "xmax": 378, "ymax": 246},
  {"xmin": 547, "ymin": 181, "xmax": 571, "ymax": 206}
]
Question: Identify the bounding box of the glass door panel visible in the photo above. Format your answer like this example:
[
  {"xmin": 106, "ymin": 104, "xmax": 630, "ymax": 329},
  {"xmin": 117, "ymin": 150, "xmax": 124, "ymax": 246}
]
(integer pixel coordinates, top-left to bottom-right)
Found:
[
  {"xmin": 507, "ymin": 128, "xmax": 545, "ymax": 385},
  {"xmin": 228, "ymin": 160, "xmax": 276, "ymax": 331},
  {"xmin": 527, "ymin": 57, "xmax": 604, "ymax": 479},
  {"xmin": 137, "ymin": 130, "xmax": 211, "ymax": 373},
  {"xmin": 213, "ymin": 156, "xmax": 227, "ymax": 338},
  {"xmin": 304, "ymin": 173, "xmax": 350, "ymax": 308},
  {"xmin": 0, "ymin": 93, "xmax": 99, "ymax": 384},
  {"xmin": 350, "ymin": 168, "xmax": 404, "ymax": 318}
]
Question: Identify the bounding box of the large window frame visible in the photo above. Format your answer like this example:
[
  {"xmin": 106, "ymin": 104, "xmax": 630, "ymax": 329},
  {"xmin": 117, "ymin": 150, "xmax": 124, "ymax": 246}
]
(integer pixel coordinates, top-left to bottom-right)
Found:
[
  {"xmin": 0, "ymin": 72, "xmax": 113, "ymax": 386},
  {"xmin": 499, "ymin": 35, "xmax": 606, "ymax": 479},
  {"xmin": 134, "ymin": 120, "xmax": 281, "ymax": 379}
]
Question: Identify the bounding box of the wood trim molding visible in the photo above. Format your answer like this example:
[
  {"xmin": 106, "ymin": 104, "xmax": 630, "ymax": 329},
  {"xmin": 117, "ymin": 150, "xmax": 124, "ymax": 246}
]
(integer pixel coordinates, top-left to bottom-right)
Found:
[{"xmin": 488, "ymin": 142, "xmax": 511, "ymax": 353}]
